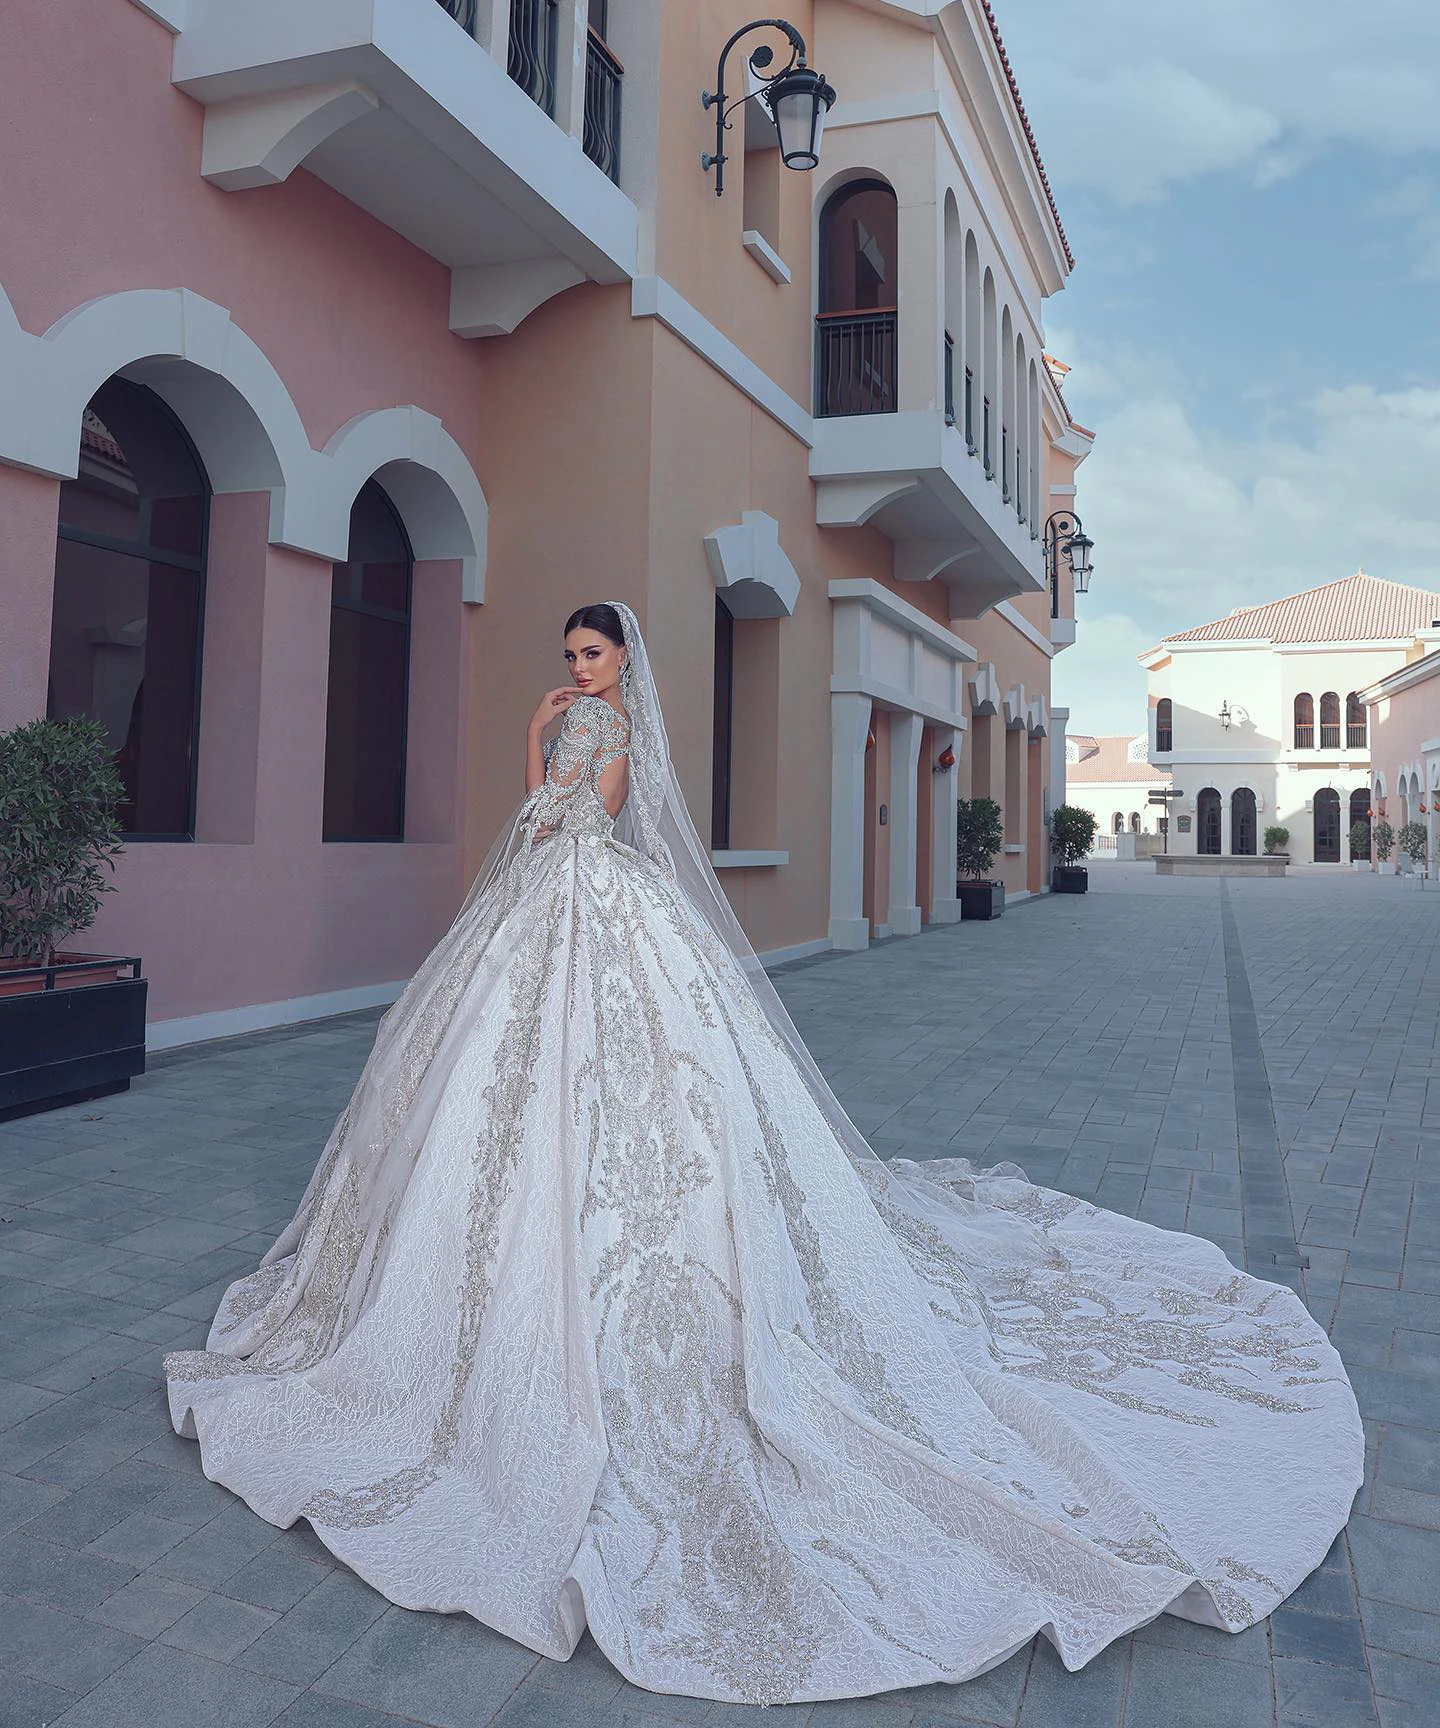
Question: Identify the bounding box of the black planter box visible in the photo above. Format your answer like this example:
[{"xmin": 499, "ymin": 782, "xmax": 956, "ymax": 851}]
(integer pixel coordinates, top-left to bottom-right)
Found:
[
  {"xmin": 1051, "ymin": 865, "xmax": 1089, "ymax": 894},
  {"xmin": 0, "ymin": 957, "xmax": 147, "ymax": 1122},
  {"xmin": 957, "ymin": 880, "xmax": 1005, "ymax": 920}
]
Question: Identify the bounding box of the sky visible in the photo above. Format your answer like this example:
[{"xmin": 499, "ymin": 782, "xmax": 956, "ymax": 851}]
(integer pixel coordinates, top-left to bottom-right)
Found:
[{"xmin": 993, "ymin": 0, "xmax": 1440, "ymax": 736}]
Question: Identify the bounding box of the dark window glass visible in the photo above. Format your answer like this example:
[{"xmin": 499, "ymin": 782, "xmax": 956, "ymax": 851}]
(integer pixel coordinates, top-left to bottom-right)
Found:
[
  {"xmin": 588, "ymin": 0, "xmax": 607, "ymax": 33},
  {"xmin": 1197, "ymin": 788, "xmax": 1222, "ymax": 855},
  {"xmin": 712, "ymin": 596, "xmax": 734, "ymax": 851},
  {"xmin": 820, "ymin": 181, "xmax": 897, "ymax": 314},
  {"xmin": 48, "ymin": 378, "xmax": 209, "ymax": 839},
  {"xmin": 1349, "ymin": 787, "xmax": 1370, "ymax": 856},
  {"xmin": 1314, "ymin": 788, "xmax": 1341, "ymax": 862},
  {"xmin": 1319, "ymin": 691, "xmax": 1341, "ymax": 750},
  {"xmin": 1155, "ymin": 698, "xmax": 1173, "ymax": 753},
  {"xmin": 323, "ymin": 480, "xmax": 412, "ymax": 842},
  {"xmin": 1346, "ymin": 693, "xmax": 1367, "ymax": 749},
  {"xmin": 1293, "ymin": 692, "xmax": 1314, "ymax": 749},
  {"xmin": 1231, "ymin": 788, "xmax": 1257, "ymax": 855}
]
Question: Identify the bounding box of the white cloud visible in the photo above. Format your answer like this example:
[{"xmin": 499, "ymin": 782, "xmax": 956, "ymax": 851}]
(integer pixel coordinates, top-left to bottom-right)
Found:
[
  {"xmin": 997, "ymin": 0, "xmax": 1440, "ymax": 203},
  {"xmin": 1051, "ymin": 334, "xmax": 1440, "ymax": 735}
]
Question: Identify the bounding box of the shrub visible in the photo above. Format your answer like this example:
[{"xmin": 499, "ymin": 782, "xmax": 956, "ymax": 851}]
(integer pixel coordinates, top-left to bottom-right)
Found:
[
  {"xmin": 1049, "ymin": 804, "xmax": 1098, "ymax": 867},
  {"xmin": 1374, "ymin": 820, "xmax": 1395, "ymax": 862},
  {"xmin": 956, "ymin": 797, "xmax": 1004, "ymax": 881},
  {"xmin": 1348, "ymin": 819, "xmax": 1372, "ymax": 861},
  {"xmin": 0, "ymin": 716, "xmax": 126, "ymax": 965},
  {"xmin": 1398, "ymin": 821, "xmax": 1427, "ymax": 866},
  {"xmin": 1263, "ymin": 825, "xmax": 1290, "ymax": 855}
]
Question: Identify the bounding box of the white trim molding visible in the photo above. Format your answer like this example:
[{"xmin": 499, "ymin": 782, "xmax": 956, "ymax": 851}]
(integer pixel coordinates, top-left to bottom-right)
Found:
[
  {"xmin": 712, "ymin": 849, "xmax": 789, "ymax": 869},
  {"xmin": 741, "ymin": 230, "xmax": 792, "ymax": 285},
  {"xmin": 0, "ymin": 283, "xmax": 489, "ymax": 597},
  {"xmin": 631, "ymin": 276, "xmax": 811, "ymax": 446},
  {"xmin": 994, "ymin": 600, "xmax": 1055, "ymax": 658},
  {"xmin": 704, "ymin": 511, "xmax": 800, "ymax": 618}
]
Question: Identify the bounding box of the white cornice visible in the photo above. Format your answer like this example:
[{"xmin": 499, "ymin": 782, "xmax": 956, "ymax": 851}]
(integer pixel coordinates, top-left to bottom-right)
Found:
[
  {"xmin": 1358, "ymin": 650, "xmax": 1440, "ymax": 705},
  {"xmin": 993, "ymin": 600, "xmax": 1055, "ymax": 658},
  {"xmin": 630, "ymin": 277, "xmax": 811, "ymax": 447},
  {"xmin": 830, "ymin": 577, "xmax": 977, "ymax": 662}
]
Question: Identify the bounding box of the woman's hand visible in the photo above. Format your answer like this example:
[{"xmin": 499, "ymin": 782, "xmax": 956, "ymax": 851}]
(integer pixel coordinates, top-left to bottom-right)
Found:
[{"xmin": 529, "ymin": 687, "xmax": 580, "ymax": 734}]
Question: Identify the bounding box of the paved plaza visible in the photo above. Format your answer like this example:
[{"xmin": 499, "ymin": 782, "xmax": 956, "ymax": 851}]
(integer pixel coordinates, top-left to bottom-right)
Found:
[{"xmin": 1, "ymin": 865, "xmax": 1437, "ymax": 1728}]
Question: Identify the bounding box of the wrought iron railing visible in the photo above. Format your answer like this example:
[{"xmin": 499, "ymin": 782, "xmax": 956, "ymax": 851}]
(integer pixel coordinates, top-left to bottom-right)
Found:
[
  {"xmin": 983, "ymin": 397, "xmax": 993, "ymax": 475},
  {"xmin": 1347, "ymin": 722, "xmax": 1368, "ymax": 749},
  {"xmin": 1320, "ymin": 721, "xmax": 1341, "ymax": 749},
  {"xmin": 509, "ymin": 0, "xmax": 558, "ymax": 116},
  {"xmin": 1001, "ymin": 428, "xmax": 1010, "ymax": 502},
  {"xmin": 1015, "ymin": 449, "xmax": 1025, "ymax": 522},
  {"xmin": 814, "ymin": 311, "xmax": 897, "ymax": 417},
  {"xmin": 1294, "ymin": 722, "xmax": 1314, "ymax": 749},
  {"xmin": 963, "ymin": 367, "xmax": 975, "ymax": 453},
  {"xmin": 436, "ymin": 0, "xmax": 478, "ymax": 31},
  {"xmin": 584, "ymin": 29, "xmax": 623, "ymax": 181},
  {"xmin": 943, "ymin": 333, "xmax": 955, "ymax": 426}
]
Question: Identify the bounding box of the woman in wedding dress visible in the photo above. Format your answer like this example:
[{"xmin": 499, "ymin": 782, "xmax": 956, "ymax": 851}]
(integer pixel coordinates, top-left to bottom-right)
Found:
[{"xmin": 166, "ymin": 600, "xmax": 1362, "ymax": 1707}]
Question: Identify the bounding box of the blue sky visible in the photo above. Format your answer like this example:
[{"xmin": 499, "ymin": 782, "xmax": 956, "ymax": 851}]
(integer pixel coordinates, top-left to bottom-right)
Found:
[{"xmin": 994, "ymin": 0, "xmax": 1440, "ymax": 735}]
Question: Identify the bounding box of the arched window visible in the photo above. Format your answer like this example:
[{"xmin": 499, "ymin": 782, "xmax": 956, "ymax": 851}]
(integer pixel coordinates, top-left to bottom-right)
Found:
[
  {"xmin": 323, "ymin": 480, "xmax": 413, "ymax": 841},
  {"xmin": 1155, "ymin": 697, "xmax": 1173, "ymax": 753},
  {"xmin": 1231, "ymin": 788, "xmax": 1257, "ymax": 855},
  {"xmin": 48, "ymin": 378, "xmax": 210, "ymax": 839},
  {"xmin": 816, "ymin": 180, "xmax": 897, "ymax": 418},
  {"xmin": 1293, "ymin": 693, "xmax": 1314, "ymax": 749},
  {"xmin": 1314, "ymin": 788, "xmax": 1341, "ymax": 862},
  {"xmin": 1196, "ymin": 788, "xmax": 1222, "ymax": 855},
  {"xmin": 1319, "ymin": 691, "xmax": 1341, "ymax": 749},
  {"xmin": 1349, "ymin": 788, "xmax": 1370, "ymax": 857},
  {"xmin": 1346, "ymin": 693, "xmax": 1367, "ymax": 750},
  {"xmin": 1129, "ymin": 812, "xmax": 1141, "ymax": 833},
  {"xmin": 1112, "ymin": 811, "xmax": 1124, "ymax": 834}
]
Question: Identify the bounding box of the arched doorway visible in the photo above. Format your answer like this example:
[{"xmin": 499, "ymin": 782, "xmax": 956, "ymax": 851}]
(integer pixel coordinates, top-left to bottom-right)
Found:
[
  {"xmin": 1231, "ymin": 788, "xmax": 1257, "ymax": 855},
  {"xmin": 1197, "ymin": 788, "xmax": 1222, "ymax": 855},
  {"xmin": 48, "ymin": 377, "xmax": 211, "ymax": 839},
  {"xmin": 1349, "ymin": 789, "xmax": 1370, "ymax": 860},
  {"xmin": 1314, "ymin": 789, "xmax": 1341, "ymax": 863},
  {"xmin": 816, "ymin": 180, "xmax": 898, "ymax": 417}
]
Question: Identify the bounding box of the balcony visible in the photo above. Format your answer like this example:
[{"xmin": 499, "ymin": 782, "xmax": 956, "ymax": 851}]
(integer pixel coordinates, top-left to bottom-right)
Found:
[
  {"xmin": 810, "ymin": 403, "xmax": 1047, "ymax": 617},
  {"xmin": 169, "ymin": 0, "xmax": 637, "ymax": 339},
  {"xmin": 815, "ymin": 313, "xmax": 898, "ymax": 419}
]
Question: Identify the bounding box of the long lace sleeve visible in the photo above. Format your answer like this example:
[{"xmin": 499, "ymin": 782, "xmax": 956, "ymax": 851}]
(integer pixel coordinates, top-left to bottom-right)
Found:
[{"xmin": 524, "ymin": 696, "xmax": 628, "ymax": 838}]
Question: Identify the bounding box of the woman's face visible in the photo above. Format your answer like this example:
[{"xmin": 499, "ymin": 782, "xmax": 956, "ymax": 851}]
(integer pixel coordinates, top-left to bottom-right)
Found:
[{"xmin": 563, "ymin": 628, "xmax": 626, "ymax": 698}]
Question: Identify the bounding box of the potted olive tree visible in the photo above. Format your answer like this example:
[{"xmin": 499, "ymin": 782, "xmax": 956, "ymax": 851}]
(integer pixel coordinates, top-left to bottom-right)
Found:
[
  {"xmin": 1050, "ymin": 804, "xmax": 1097, "ymax": 893},
  {"xmin": 1349, "ymin": 819, "xmax": 1372, "ymax": 871},
  {"xmin": 1398, "ymin": 821, "xmax": 1427, "ymax": 877},
  {"xmin": 1374, "ymin": 820, "xmax": 1396, "ymax": 876},
  {"xmin": 0, "ymin": 716, "xmax": 147, "ymax": 1119},
  {"xmin": 956, "ymin": 797, "xmax": 1005, "ymax": 920}
]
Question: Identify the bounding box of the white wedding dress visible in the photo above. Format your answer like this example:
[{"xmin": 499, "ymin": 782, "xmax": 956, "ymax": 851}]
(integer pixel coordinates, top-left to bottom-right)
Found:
[{"xmin": 166, "ymin": 605, "xmax": 1362, "ymax": 1707}]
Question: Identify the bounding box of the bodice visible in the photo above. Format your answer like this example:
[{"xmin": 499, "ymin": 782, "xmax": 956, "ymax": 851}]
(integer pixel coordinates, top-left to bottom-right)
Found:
[{"xmin": 528, "ymin": 694, "xmax": 631, "ymax": 841}]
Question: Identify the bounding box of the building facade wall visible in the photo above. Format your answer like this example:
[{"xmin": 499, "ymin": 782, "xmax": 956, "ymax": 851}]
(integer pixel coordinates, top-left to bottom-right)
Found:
[{"xmin": 0, "ymin": 0, "xmax": 1084, "ymax": 1038}]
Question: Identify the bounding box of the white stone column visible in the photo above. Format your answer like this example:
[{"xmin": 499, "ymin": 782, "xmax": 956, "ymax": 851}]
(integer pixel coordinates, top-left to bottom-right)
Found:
[
  {"xmin": 553, "ymin": 0, "xmax": 588, "ymax": 146},
  {"xmin": 1220, "ymin": 795, "xmax": 1233, "ymax": 856},
  {"xmin": 472, "ymin": 0, "xmax": 512, "ymax": 69},
  {"xmin": 887, "ymin": 711, "xmax": 924, "ymax": 935},
  {"xmin": 829, "ymin": 692, "xmax": 872, "ymax": 951},
  {"xmin": 896, "ymin": 196, "xmax": 942, "ymax": 415},
  {"xmin": 929, "ymin": 724, "xmax": 960, "ymax": 923}
]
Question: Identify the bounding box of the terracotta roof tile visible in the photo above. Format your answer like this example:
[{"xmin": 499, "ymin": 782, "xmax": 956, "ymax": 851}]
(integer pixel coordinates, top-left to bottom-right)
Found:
[
  {"xmin": 979, "ymin": 1, "xmax": 1074, "ymax": 271},
  {"xmin": 1066, "ymin": 736, "xmax": 1171, "ymax": 786},
  {"xmin": 1162, "ymin": 573, "xmax": 1440, "ymax": 648}
]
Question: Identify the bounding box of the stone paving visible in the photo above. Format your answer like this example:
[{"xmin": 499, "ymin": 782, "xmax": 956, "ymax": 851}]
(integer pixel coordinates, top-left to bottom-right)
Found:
[{"xmin": 0, "ymin": 864, "xmax": 1437, "ymax": 1728}]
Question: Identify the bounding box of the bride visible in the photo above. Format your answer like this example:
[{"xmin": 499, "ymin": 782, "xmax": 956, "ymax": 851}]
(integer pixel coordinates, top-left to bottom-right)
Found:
[{"xmin": 166, "ymin": 600, "xmax": 1362, "ymax": 1706}]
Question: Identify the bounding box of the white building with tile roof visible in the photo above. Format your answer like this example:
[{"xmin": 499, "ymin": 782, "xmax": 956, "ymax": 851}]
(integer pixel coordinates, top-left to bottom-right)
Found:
[
  {"xmin": 1140, "ymin": 571, "xmax": 1440, "ymax": 864},
  {"xmin": 1063, "ymin": 734, "xmax": 1172, "ymax": 851}
]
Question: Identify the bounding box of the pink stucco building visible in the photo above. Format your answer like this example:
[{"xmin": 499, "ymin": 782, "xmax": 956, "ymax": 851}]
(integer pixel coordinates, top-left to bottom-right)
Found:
[{"xmin": 1, "ymin": 0, "xmax": 1091, "ymax": 1046}]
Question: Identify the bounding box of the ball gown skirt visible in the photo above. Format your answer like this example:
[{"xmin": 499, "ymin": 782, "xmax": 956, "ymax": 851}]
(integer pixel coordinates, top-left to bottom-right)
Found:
[{"xmin": 165, "ymin": 705, "xmax": 1363, "ymax": 1708}]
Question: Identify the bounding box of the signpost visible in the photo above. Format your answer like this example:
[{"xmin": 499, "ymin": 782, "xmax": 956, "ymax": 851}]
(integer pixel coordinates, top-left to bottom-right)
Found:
[{"xmin": 1147, "ymin": 787, "xmax": 1185, "ymax": 855}]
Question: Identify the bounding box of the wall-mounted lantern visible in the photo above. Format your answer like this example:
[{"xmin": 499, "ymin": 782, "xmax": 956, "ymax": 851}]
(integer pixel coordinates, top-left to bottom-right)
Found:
[
  {"xmin": 701, "ymin": 19, "xmax": 836, "ymax": 197},
  {"xmin": 1042, "ymin": 510, "xmax": 1094, "ymax": 618}
]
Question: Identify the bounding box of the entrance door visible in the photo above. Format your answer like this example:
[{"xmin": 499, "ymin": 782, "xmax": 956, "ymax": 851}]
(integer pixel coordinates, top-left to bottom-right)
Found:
[
  {"xmin": 1349, "ymin": 788, "xmax": 1370, "ymax": 859},
  {"xmin": 1314, "ymin": 789, "xmax": 1341, "ymax": 862},
  {"xmin": 1196, "ymin": 788, "xmax": 1222, "ymax": 855},
  {"xmin": 1231, "ymin": 788, "xmax": 1257, "ymax": 855}
]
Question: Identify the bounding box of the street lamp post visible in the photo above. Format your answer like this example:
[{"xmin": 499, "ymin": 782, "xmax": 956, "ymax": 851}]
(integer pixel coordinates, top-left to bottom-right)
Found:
[
  {"xmin": 701, "ymin": 19, "xmax": 836, "ymax": 197},
  {"xmin": 1042, "ymin": 510, "xmax": 1094, "ymax": 619}
]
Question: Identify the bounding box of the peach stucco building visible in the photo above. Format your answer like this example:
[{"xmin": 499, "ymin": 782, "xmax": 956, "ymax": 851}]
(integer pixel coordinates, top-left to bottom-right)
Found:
[
  {"xmin": 1142, "ymin": 573, "xmax": 1440, "ymax": 867},
  {"xmin": 1360, "ymin": 631, "xmax": 1440, "ymax": 877},
  {"xmin": 0, "ymin": 0, "xmax": 1090, "ymax": 1045}
]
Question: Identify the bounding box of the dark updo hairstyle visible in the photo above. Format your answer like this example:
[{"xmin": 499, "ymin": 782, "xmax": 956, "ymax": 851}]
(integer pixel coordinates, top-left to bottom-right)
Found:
[{"xmin": 563, "ymin": 602, "xmax": 626, "ymax": 647}]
